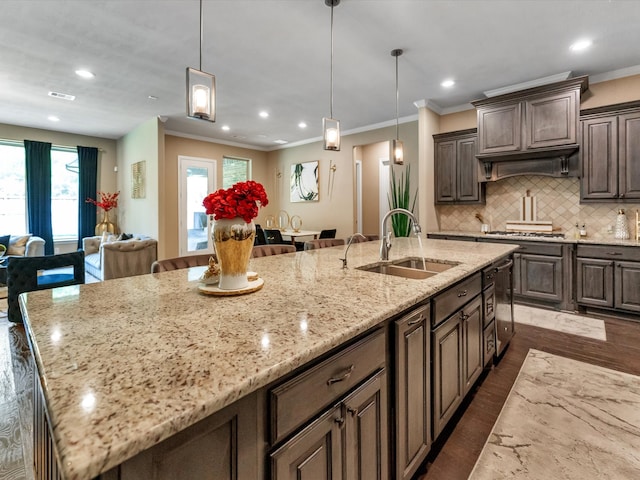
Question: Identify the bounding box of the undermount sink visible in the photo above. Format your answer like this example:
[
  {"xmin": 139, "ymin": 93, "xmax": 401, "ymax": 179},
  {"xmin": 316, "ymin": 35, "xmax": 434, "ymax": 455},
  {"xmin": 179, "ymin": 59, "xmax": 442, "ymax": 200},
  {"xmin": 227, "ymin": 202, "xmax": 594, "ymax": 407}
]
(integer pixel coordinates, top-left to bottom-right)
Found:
[{"xmin": 357, "ymin": 257, "xmax": 458, "ymax": 280}]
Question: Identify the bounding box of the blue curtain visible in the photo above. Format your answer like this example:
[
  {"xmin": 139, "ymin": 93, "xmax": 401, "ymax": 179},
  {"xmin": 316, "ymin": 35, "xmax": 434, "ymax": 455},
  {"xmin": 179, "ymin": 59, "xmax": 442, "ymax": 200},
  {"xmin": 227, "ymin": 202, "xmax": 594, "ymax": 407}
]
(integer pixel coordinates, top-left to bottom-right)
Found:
[
  {"xmin": 24, "ymin": 140, "xmax": 54, "ymax": 254},
  {"xmin": 77, "ymin": 146, "xmax": 98, "ymax": 247}
]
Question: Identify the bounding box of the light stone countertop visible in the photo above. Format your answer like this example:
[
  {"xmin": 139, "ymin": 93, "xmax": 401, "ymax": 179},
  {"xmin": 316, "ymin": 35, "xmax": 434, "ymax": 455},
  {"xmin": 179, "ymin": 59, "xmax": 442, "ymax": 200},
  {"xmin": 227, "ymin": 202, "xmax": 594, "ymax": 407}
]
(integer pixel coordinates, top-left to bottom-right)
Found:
[
  {"xmin": 469, "ymin": 349, "xmax": 640, "ymax": 479},
  {"xmin": 431, "ymin": 230, "xmax": 640, "ymax": 247},
  {"xmin": 21, "ymin": 238, "xmax": 517, "ymax": 480}
]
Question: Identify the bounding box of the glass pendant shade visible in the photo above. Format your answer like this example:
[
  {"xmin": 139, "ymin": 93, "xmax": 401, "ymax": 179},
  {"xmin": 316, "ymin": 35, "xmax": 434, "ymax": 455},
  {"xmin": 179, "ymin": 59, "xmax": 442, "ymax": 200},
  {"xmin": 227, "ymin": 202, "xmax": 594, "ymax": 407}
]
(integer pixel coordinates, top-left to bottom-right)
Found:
[
  {"xmin": 187, "ymin": 67, "xmax": 216, "ymax": 121},
  {"xmin": 391, "ymin": 139, "xmax": 404, "ymax": 165},
  {"xmin": 323, "ymin": 117, "xmax": 341, "ymax": 151}
]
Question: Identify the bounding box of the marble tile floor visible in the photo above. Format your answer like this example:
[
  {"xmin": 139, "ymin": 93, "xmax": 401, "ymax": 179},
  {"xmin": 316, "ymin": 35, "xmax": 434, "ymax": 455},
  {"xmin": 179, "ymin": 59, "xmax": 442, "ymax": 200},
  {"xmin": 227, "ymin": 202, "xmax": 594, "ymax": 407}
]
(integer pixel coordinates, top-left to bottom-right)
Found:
[
  {"xmin": 0, "ymin": 300, "xmax": 631, "ymax": 480},
  {"xmin": 513, "ymin": 304, "xmax": 607, "ymax": 341}
]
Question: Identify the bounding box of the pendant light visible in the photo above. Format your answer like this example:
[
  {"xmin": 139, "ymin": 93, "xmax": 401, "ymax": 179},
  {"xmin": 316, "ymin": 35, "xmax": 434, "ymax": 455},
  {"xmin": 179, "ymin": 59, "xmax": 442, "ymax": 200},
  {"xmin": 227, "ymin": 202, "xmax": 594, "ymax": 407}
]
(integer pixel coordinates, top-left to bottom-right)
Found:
[
  {"xmin": 186, "ymin": 0, "xmax": 216, "ymax": 122},
  {"xmin": 323, "ymin": 0, "xmax": 340, "ymax": 151},
  {"xmin": 390, "ymin": 49, "xmax": 404, "ymax": 165}
]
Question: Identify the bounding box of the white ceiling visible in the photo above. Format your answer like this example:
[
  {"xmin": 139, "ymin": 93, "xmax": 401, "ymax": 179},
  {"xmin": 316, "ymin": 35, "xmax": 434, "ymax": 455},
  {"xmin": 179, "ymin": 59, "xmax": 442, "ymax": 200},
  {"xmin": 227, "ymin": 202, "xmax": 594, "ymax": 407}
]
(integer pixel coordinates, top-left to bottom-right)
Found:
[{"xmin": 2, "ymin": 0, "xmax": 640, "ymax": 150}]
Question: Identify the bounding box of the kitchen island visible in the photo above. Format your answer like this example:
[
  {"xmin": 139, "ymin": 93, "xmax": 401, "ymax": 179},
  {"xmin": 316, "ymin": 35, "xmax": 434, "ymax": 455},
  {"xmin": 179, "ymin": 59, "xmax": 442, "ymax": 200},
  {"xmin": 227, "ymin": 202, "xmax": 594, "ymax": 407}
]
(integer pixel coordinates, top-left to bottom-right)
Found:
[{"xmin": 21, "ymin": 238, "xmax": 517, "ymax": 480}]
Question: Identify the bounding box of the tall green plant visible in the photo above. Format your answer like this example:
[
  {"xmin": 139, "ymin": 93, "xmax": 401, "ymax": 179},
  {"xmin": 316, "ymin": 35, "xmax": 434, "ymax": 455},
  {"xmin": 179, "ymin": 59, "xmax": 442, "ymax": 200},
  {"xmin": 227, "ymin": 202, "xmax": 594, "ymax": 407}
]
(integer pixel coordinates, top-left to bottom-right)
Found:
[{"xmin": 388, "ymin": 164, "xmax": 417, "ymax": 237}]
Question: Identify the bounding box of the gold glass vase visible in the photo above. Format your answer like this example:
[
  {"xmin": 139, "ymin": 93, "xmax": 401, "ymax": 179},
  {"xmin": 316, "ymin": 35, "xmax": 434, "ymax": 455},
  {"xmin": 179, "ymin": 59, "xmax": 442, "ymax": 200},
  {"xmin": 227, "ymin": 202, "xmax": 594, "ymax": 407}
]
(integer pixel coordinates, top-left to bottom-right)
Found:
[
  {"xmin": 212, "ymin": 217, "xmax": 256, "ymax": 290},
  {"xmin": 95, "ymin": 211, "xmax": 116, "ymax": 236}
]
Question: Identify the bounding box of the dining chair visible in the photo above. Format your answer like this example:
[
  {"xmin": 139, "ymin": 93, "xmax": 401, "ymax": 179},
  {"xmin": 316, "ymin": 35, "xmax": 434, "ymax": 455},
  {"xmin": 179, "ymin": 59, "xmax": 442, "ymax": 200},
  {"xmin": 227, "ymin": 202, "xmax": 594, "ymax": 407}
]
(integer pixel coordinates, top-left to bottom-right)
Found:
[
  {"xmin": 319, "ymin": 229, "xmax": 337, "ymax": 239},
  {"xmin": 254, "ymin": 226, "xmax": 267, "ymax": 246},
  {"xmin": 303, "ymin": 238, "xmax": 346, "ymax": 250},
  {"xmin": 7, "ymin": 251, "xmax": 85, "ymax": 324},
  {"xmin": 251, "ymin": 245, "xmax": 296, "ymax": 257},
  {"xmin": 264, "ymin": 229, "xmax": 285, "ymax": 244},
  {"xmin": 347, "ymin": 234, "xmax": 380, "ymax": 243},
  {"xmin": 151, "ymin": 254, "xmax": 214, "ymax": 273}
]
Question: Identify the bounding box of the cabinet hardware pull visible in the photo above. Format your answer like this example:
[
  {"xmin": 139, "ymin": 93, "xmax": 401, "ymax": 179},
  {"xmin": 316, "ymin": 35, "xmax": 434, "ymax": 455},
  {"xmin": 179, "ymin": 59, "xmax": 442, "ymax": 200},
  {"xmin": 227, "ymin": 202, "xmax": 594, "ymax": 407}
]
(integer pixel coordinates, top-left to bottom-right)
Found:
[
  {"xmin": 461, "ymin": 313, "xmax": 469, "ymax": 320},
  {"xmin": 347, "ymin": 407, "xmax": 358, "ymax": 416},
  {"xmin": 607, "ymin": 252, "xmax": 622, "ymax": 255},
  {"xmin": 335, "ymin": 417, "xmax": 345, "ymax": 425},
  {"xmin": 327, "ymin": 365, "xmax": 355, "ymax": 385},
  {"xmin": 457, "ymin": 290, "xmax": 467, "ymax": 297},
  {"xmin": 407, "ymin": 316, "xmax": 423, "ymax": 326}
]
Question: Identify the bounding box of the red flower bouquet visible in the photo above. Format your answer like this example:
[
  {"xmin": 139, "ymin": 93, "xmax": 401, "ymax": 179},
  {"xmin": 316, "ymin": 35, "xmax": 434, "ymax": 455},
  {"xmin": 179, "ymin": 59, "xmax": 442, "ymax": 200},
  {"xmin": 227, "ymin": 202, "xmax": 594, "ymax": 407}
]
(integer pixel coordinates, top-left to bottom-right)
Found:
[
  {"xmin": 86, "ymin": 191, "xmax": 120, "ymax": 212},
  {"xmin": 203, "ymin": 181, "xmax": 269, "ymax": 223}
]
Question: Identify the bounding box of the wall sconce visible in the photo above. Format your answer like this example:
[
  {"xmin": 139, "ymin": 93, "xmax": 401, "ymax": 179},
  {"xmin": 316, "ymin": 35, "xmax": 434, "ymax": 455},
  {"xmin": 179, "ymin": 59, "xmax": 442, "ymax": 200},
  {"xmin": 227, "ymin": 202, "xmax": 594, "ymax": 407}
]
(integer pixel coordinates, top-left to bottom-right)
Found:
[
  {"xmin": 186, "ymin": 0, "xmax": 216, "ymax": 122},
  {"xmin": 390, "ymin": 48, "xmax": 404, "ymax": 165},
  {"xmin": 323, "ymin": 0, "xmax": 341, "ymax": 151}
]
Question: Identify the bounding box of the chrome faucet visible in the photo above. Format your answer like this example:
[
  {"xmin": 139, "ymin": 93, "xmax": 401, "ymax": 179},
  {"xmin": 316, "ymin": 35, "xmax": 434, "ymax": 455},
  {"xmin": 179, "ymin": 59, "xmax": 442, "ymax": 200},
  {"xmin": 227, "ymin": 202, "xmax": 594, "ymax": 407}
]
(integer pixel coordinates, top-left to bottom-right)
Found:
[
  {"xmin": 380, "ymin": 208, "xmax": 422, "ymax": 261},
  {"xmin": 340, "ymin": 233, "xmax": 367, "ymax": 269}
]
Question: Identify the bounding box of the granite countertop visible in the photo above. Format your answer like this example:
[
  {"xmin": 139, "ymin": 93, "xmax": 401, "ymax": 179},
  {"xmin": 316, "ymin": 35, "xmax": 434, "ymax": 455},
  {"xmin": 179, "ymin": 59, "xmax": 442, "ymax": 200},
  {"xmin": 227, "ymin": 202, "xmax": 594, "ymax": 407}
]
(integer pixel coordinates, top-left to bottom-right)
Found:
[
  {"xmin": 431, "ymin": 230, "xmax": 640, "ymax": 247},
  {"xmin": 469, "ymin": 349, "xmax": 640, "ymax": 479},
  {"xmin": 22, "ymin": 238, "xmax": 516, "ymax": 480}
]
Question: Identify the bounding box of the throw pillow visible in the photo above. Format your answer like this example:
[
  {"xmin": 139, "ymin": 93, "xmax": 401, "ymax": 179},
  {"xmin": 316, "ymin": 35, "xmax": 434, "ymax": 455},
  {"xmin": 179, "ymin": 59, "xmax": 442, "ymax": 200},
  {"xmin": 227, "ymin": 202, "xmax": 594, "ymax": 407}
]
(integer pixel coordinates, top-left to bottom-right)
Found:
[
  {"xmin": 119, "ymin": 233, "xmax": 133, "ymax": 241},
  {"xmin": 0, "ymin": 234, "xmax": 10, "ymax": 250},
  {"xmin": 100, "ymin": 232, "xmax": 118, "ymax": 246},
  {"xmin": 7, "ymin": 234, "xmax": 32, "ymax": 256}
]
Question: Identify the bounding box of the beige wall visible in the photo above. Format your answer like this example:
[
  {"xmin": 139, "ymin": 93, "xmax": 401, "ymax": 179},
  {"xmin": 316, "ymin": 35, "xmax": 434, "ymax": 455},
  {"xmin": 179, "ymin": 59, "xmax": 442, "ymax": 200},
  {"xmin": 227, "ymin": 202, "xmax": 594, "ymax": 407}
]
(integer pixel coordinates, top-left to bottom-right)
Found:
[
  {"xmin": 266, "ymin": 121, "xmax": 418, "ymax": 240},
  {"xmin": 360, "ymin": 141, "xmax": 387, "ymax": 235},
  {"xmin": 163, "ymin": 134, "xmax": 269, "ymax": 259},
  {"xmin": 438, "ymin": 108, "xmax": 476, "ymax": 133},
  {"xmin": 581, "ymin": 74, "xmax": 640, "ymax": 109}
]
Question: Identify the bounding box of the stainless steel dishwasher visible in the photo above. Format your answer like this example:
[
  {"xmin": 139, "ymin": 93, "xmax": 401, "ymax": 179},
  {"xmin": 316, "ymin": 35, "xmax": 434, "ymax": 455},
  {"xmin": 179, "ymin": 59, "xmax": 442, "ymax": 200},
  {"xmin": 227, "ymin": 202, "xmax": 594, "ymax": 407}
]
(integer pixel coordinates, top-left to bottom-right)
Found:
[{"xmin": 493, "ymin": 258, "xmax": 514, "ymax": 356}]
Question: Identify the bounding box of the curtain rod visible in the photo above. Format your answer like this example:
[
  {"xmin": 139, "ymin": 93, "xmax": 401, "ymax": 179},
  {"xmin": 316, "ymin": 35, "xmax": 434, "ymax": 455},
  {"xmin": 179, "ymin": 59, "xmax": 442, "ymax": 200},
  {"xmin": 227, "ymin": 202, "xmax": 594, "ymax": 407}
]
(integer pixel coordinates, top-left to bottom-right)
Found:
[{"xmin": 0, "ymin": 138, "xmax": 106, "ymax": 153}]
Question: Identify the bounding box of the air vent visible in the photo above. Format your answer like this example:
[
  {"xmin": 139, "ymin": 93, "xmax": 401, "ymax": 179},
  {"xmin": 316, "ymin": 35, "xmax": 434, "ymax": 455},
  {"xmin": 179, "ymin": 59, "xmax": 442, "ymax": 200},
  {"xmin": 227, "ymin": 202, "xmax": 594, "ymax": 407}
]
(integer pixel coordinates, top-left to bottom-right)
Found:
[{"xmin": 48, "ymin": 91, "xmax": 76, "ymax": 101}]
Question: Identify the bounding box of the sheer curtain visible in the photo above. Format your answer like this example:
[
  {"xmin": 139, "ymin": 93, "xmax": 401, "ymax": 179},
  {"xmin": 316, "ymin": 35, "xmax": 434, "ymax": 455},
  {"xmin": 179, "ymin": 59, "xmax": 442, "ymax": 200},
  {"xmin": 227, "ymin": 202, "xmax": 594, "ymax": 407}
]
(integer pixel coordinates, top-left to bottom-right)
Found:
[
  {"xmin": 77, "ymin": 146, "xmax": 98, "ymax": 248},
  {"xmin": 24, "ymin": 140, "xmax": 54, "ymax": 254}
]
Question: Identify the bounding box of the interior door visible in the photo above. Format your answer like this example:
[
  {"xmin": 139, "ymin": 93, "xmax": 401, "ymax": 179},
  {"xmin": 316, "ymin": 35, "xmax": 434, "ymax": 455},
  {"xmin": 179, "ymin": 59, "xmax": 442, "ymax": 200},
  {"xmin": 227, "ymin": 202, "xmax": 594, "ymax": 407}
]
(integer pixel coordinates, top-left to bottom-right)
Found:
[{"xmin": 178, "ymin": 156, "xmax": 216, "ymax": 257}]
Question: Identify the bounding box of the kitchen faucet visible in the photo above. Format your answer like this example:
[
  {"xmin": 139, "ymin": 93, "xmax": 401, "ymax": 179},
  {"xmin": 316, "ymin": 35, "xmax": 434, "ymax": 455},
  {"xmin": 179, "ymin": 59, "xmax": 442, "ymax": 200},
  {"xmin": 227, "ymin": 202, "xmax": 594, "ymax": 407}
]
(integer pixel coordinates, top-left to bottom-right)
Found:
[
  {"xmin": 380, "ymin": 208, "xmax": 422, "ymax": 261},
  {"xmin": 340, "ymin": 233, "xmax": 367, "ymax": 269}
]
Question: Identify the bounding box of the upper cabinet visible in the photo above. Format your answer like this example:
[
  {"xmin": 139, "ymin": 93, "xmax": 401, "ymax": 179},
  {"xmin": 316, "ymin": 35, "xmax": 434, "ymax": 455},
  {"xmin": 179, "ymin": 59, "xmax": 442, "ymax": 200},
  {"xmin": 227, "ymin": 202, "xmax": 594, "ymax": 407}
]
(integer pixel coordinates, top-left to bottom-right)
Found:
[
  {"xmin": 472, "ymin": 76, "xmax": 588, "ymax": 181},
  {"xmin": 580, "ymin": 100, "xmax": 640, "ymax": 202},
  {"xmin": 434, "ymin": 128, "xmax": 485, "ymax": 204}
]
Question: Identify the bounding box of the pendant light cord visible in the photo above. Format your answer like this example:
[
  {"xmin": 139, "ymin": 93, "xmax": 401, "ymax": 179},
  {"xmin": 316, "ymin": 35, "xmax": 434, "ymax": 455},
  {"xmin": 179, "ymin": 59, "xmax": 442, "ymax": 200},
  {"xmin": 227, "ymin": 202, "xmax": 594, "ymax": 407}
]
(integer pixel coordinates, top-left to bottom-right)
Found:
[
  {"xmin": 329, "ymin": 2, "xmax": 334, "ymax": 119},
  {"xmin": 395, "ymin": 52, "xmax": 399, "ymax": 141},
  {"xmin": 199, "ymin": 0, "xmax": 203, "ymax": 71}
]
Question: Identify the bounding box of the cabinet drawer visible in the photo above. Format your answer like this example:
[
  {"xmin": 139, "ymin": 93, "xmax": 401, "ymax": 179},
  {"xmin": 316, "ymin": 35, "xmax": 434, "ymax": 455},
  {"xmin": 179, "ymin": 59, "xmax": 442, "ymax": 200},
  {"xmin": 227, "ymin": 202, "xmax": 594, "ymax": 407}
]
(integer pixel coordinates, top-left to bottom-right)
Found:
[
  {"xmin": 432, "ymin": 273, "xmax": 482, "ymax": 327},
  {"xmin": 516, "ymin": 241, "xmax": 563, "ymax": 256},
  {"xmin": 577, "ymin": 244, "xmax": 640, "ymax": 262},
  {"xmin": 270, "ymin": 328, "xmax": 385, "ymax": 445}
]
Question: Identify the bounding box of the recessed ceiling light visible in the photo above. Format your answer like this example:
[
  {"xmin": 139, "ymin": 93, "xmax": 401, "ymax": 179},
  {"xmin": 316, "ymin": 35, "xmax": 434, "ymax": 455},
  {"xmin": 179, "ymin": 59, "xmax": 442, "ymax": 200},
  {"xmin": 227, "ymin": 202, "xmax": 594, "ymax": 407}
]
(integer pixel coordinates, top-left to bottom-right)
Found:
[
  {"xmin": 148, "ymin": 95, "xmax": 158, "ymax": 100},
  {"xmin": 48, "ymin": 91, "xmax": 75, "ymax": 101},
  {"xmin": 48, "ymin": 115, "xmax": 60, "ymax": 122},
  {"xmin": 222, "ymin": 125, "xmax": 230, "ymax": 131},
  {"xmin": 298, "ymin": 122, "xmax": 307, "ymax": 129},
  {"xmin": 570, "ymin": 39, "xmax": 592, "ymax": 52},
  {"xmin": 441, "ymin": 79, "xmax": 455, "ymax": 88},
  {"xmin": 75, "ymin": 69, "xmax": 95, "ymax": 79},
  {"xmin": 259, "ymin": 111, "xmax": 269, "ymax": 118},
  {"xmin": 274, "ymin": 139, "xmax": 288, "ymax": 144}
]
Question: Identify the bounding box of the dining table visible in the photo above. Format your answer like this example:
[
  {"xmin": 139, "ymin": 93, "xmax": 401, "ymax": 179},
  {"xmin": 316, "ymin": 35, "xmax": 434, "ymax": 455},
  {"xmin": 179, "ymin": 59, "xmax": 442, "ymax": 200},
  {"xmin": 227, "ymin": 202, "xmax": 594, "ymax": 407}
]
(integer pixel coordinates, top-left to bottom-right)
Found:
[{"xmin": 280, "ymin": 229, "xmax": 321, "ymax": 245}]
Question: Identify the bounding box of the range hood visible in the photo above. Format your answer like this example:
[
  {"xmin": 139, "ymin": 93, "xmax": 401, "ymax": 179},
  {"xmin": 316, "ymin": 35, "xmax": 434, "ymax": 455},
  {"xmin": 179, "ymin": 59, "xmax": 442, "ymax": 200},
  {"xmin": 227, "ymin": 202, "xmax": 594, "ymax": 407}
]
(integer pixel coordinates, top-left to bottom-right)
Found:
[{"xmin": 472, "ymin": 76, "xmax": 588, "ymax": 182}]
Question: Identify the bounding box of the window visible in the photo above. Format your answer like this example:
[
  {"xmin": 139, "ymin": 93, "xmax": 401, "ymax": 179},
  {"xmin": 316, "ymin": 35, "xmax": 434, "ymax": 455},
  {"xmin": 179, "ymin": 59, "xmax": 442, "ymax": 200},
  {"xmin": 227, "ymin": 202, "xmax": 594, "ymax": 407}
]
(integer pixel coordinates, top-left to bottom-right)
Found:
[
  {"xmin": 222, "ymin": 156, "xmax": 251, "ymax": 188},
  {"xmin": 0, "ymin": 142, "xmax": 79, "ymax": 239}
]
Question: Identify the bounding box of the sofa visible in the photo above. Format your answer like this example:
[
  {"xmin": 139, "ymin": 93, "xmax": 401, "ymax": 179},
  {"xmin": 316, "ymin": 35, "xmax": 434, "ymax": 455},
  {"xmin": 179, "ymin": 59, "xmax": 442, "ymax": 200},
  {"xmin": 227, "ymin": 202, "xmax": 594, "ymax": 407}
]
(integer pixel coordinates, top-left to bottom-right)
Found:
[
  {"xmin": 82, "ymin": 235, "xmax": 158, "ymax": 281},
  {"xmin": 0, "ymin": 234, "xmax": 46, "ymax": 258}
]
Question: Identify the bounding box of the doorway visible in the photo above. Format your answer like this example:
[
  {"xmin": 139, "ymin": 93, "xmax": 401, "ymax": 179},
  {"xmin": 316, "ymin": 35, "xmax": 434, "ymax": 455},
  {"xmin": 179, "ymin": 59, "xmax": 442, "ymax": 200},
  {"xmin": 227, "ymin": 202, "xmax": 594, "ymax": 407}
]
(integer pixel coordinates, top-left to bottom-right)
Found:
[
  {"xmin": 178, "ymin": 156, "xmax": 216, "ymax": 256},
  {"xmin": 353, "ymin": 141, "xmax": 391, "ymax": 236}
]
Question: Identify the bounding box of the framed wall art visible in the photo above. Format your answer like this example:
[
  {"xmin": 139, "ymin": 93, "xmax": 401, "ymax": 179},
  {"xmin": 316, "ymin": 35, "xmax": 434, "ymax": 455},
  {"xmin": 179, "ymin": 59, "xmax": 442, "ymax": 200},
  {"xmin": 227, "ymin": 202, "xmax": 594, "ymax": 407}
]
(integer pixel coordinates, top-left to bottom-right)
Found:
[
  {"xmin": 290, "ymin": 161, "xmax": 319, "ymax": 202},
  {"xmin": 131, "ymin": 160, "xmax": 146, "ymax": 199}
]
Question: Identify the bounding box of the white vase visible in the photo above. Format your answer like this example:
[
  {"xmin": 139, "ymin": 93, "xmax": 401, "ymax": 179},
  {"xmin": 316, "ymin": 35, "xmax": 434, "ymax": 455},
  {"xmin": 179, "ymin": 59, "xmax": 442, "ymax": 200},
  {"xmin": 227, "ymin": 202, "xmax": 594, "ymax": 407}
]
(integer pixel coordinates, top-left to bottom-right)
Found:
[{"xmin": 212, "ymin": 217, "xmax": 255, "ymax": 290}]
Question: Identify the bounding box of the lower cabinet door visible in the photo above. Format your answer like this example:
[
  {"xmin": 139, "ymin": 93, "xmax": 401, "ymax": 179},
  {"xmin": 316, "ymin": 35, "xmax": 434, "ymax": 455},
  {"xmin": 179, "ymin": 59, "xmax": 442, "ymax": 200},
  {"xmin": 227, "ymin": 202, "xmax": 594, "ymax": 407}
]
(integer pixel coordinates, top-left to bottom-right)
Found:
[
  {"xmin": 520, "ymin": 254, "xmax": 563, "ymax": 301},
  {"xmin": 432, "ymin": 314, "xmax": 463, "ymax": 440},
  {"xmin": 271, "ymin": 405, "xmax": 343, "ymax": 480},
  {"xmin": 615, "ymin": 261, "xmax": 640, "ymax": 312},
  {"xmin": 462, "ymin": 296, "xmax": 483, "ymax": 394},
  {"xmin": 394, "ymin": 306, "xmax": 430, "ymax": 480},
  {"xmin": 576, "ymin": 258, "xmax": 614, "ymax": 307},
  {"xmin": 483, "ymin": 320, "xmax": 496, "ymax": 367},
  {"xmin": 343, "ymin": 370, "xmax": 389, "ymax": 480}
]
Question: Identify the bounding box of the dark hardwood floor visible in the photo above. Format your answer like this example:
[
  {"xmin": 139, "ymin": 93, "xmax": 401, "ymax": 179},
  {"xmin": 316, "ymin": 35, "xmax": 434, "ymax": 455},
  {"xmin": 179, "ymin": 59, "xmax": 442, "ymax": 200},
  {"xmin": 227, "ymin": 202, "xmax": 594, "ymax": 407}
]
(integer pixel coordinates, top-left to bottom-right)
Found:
[{"xmin": 416, "ymin": 315, "xmax": 640, "ymax": 480}]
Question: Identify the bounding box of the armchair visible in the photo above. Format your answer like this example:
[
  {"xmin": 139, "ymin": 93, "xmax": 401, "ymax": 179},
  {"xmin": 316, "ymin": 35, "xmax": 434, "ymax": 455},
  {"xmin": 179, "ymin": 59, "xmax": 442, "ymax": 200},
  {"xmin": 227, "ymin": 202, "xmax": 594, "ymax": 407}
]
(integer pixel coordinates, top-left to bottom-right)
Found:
[{"xmin": 83, "ymin": 235, "xmax": 158, "ymax": 281}]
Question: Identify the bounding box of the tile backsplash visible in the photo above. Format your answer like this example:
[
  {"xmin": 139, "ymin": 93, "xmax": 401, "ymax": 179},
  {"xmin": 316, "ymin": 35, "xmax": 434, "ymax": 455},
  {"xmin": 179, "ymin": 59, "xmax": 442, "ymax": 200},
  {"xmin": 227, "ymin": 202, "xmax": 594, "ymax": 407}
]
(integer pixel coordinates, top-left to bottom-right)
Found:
[{"xmin": 436, "ymin": 176, "xmax": 640, "ymax": 239}]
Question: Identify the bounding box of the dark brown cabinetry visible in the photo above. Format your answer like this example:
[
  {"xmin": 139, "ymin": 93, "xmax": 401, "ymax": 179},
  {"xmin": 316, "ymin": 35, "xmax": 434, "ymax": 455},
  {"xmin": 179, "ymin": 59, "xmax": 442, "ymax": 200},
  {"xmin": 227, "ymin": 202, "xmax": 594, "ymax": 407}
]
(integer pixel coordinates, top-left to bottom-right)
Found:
[
  {"xmin": 394, "ymin": 305, "xmax": 430, "ymax": 480},
  {"xmin": 269, "ymin": 329, "xmax": 388, "ymax": 480},
  {"xmin": 473, "ymin": 77, "xmax": 587, "ymax": 158},
  {"xmin": 577, "ymin": 245, "xmax": 640, "ymax": 314},
  {"xmin": 580, "ymin": 101, "xmax": 640, "ymax": 202},
  {"xmin": 431, "ymin": 274, "xmax": 482, "ymax": 440},
  {"xmin": 434, "ymin": 129, "xmax": 485, "ymax": 204}
]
